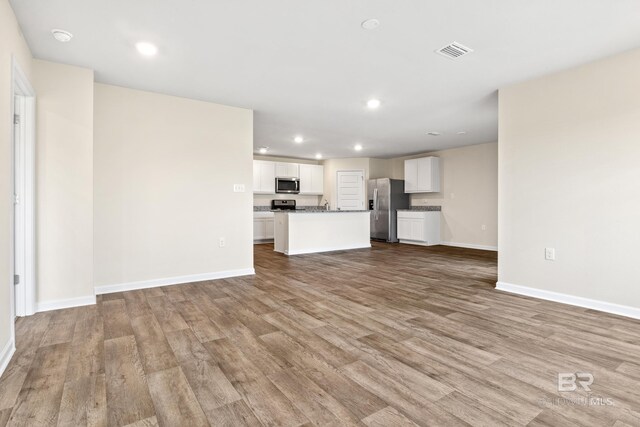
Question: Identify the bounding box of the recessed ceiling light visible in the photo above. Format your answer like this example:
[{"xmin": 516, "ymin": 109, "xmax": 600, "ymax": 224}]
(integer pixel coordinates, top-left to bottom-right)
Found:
[
  {"xmin": 315, "ymin": 153, "xmax": 322, "ymax": 159},
  {"xmin": 367, "ymin": 99, "xmax": 381, "ymax": 109},
  {"xmin": 427, "ymin": 132, "xmax": 441, "ymax": 136},
  {"xmin": 294, "ymin": 135, "xmax": 304, "ymax": 143},
  {"xmin": 258, "ymin": 147, "xmax": 268, "ymax": 154},
  {"xmin": 136, "ymin": 41, "xmax": 158, "ymax": 57},
  {"xmin": 361, "ymin": 19, "xmax": 380, "ymax": 30},
  {"xmin": 457, "ymin": 131, "xmax": 467, "ymax": 135},
  {"xmin": 354, "ymin": 144, "xmax": 363, "ymax": 151},
  {"xmin": 51, "ymin": 29, "xmax": 73, "ymax": 43}
]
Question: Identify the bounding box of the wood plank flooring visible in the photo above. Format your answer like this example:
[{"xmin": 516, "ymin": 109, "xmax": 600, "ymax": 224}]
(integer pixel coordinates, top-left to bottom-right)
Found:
[{"xmin": 1, "ymin": 242, "xmax": 640, "ymax": 426}]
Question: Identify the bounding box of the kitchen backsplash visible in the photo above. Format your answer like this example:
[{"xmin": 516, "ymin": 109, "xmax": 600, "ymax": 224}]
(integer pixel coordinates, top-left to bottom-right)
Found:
[{"xmin": 253, "ymin": 194, "xmax": 323, "ymax": 207}]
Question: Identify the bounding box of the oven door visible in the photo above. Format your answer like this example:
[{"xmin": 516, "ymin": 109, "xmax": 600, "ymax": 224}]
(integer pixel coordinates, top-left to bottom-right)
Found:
[{"xmin": 276, "ymin": 178, "xmax": 300, "ymax": 194}]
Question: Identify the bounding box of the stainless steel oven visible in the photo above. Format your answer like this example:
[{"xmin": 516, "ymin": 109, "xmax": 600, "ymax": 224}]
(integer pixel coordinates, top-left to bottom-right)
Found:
[{"xmin": 276, "ymin": 177, "xmax": 300, "ymax": 194}]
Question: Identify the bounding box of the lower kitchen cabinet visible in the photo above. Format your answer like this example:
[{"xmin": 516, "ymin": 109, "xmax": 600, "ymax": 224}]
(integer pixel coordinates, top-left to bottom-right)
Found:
[
  {"xmin": 397, "ymin": 210, "xmax": 441, "ymax": 246},
  {"xmin": 253, "ymin": 212, "xmax": 275, "ymax": 242}
]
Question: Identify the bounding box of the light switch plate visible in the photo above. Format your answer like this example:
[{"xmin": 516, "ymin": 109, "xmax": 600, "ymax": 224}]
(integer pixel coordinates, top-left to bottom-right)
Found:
[
  {"xmin": 545, "ymin": 247, "xmax": 555, "ymax": 261},
  {"xmin": 233, "ymin": 184, "xmax": 245, "ymax": 193}
]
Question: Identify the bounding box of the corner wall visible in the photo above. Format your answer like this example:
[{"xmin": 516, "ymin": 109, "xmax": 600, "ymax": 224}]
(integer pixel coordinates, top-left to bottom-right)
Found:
[
  {"xmin": 93, "ymin": 84, "xmax": 254, "ymax": 293},
  {"xmin": 32, "ymin": 60, "xmax": 95, "ymax": 309},
  {"xmin": 498, "ymin": 48, "xmax": 640, "ymax": 313}
]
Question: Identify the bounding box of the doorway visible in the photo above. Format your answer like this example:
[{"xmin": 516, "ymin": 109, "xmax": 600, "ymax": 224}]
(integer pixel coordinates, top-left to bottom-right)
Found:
[
  {"xmin": 11, "ymin": 58, "xmax": 36, "ymax": 323},
  {"xmin": 336, "ymin": 170, "xmax": 365, "ymax": 210}
]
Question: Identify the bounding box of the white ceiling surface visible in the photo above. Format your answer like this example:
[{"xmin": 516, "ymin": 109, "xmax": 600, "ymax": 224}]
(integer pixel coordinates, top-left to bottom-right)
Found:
[{"xmin": 11, "ymin": 0, "xmax": 640, "ymax": 159}]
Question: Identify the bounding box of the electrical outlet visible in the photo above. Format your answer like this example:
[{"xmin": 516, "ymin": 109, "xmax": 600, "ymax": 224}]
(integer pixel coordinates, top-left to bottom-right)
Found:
[
  {"xmin": 481, "ymin": 224, "xmax": 487, "ymax": 231},
  {"xmin": 233, "ymin": 184, "xmax": 245, "ymax": 193},
  {"xmin": 219, "ymin": 237, "xmax": 226, "ymax": 248},
  {"xmin": 545, "ymin": 247, "xmax": 555, "ymax": 261}
]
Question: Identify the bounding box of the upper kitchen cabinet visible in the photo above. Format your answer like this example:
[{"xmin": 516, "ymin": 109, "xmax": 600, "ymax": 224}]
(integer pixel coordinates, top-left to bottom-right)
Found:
[
  {"xmin": 404, "ymin": 156, "xmax": 440, "ymax": 193},
  {"xmin": 299, "ymin": 164, "xmax": 324, "ymax": 195},
  {"xmin": 253, "ymin": 160, "xmax": 276, "ymax": 194},
  {"xmin": 275, "ymin": 162, "xmax": 299, "ymax": 178}
]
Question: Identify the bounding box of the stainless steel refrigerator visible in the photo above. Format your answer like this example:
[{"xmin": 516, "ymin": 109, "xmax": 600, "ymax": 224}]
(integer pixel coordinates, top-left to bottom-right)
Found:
[{"xmin": 368, "ymin": 178, "xmax": 410, "ymax": 242}]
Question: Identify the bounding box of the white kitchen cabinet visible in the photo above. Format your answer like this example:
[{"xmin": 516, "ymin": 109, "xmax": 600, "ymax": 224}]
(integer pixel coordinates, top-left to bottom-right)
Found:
[
  {"xmin": 404, "ymin": 157, "xmax": 440, "ymax": 193},
  {"xmin": 253, "ymin": 211, "xmax": 275, "ymax": 242},
  {"xmin": 397, "ymin": 211, "xmax": 441, "ymax": 246},
  {"xmin": 299, "ymin": 164, "xmax": 324, "ymax": 195},
  {"xmin": 275, "ymin": 162, "xmax": 299, "ymax": 178},
  {"xmin": 253, "ymin": 161, "xmax": 276, "ymax": 194}
]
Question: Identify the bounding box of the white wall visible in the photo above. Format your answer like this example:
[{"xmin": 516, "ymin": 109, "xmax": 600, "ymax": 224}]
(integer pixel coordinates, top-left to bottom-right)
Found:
[
  {"xmin": 390, "ymin": 142, "xmax": 498, "ymax": 249},
  {"xmin": 0, "ymin": 0, "xmax": 32, "ymax": 366},
  {"xmin": 33, "ymin": 60, "xmax": 94, "ymax": 307},
  {"xmin": 94, "ymin": 84, "xmax": 253, "ymax": 291},
  {"xmin": 499, "ymin": 48, "xmax": 640, "ymax": 311}
]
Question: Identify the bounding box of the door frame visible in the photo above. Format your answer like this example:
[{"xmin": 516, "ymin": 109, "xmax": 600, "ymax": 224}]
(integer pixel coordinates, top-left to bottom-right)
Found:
[
  {"xmin": 10, "ymin": 56, "xmax": 36, "ymax": 326},
  {"xmin": 335, "ymin": 169, "xmax": 365, "ymax": 210}
]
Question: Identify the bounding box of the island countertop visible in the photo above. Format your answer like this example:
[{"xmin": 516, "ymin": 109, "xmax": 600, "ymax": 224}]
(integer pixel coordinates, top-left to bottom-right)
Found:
[
  {"xmin": 274, "ymin": 210, "xmax": 370, "ymax": 214},
  {"xmin": 396, "ymin": 206, "xmax": 441, "ymax": 212}
]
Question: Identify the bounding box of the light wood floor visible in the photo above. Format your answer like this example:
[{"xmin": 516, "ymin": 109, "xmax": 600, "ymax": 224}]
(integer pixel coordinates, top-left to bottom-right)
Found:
[{"xmin": 1, "ymin": 242, "xmax": 640, "ymax": 426}]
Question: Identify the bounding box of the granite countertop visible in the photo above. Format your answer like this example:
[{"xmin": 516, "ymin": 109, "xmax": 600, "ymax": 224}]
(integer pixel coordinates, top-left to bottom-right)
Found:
[
  {"xmin": 397, "ymin": 206, "xmax": 441, "ymax": 212},
  {"xmin": 253, "ymin": 206, "xmax": 324, "ymax": 212},
  {"xmin": 254, "ymin": 206, "xmax": 369, "ymax": 213},
  {"xmin": 276, "ymin": 209, "xmax": 370, "ymax": 214}
]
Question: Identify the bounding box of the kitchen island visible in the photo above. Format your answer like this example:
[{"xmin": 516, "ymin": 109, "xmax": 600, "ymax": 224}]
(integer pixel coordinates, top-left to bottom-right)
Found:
[{"xmin": 274, "ymin": 210, "xmax": 371, "ymax": 255}]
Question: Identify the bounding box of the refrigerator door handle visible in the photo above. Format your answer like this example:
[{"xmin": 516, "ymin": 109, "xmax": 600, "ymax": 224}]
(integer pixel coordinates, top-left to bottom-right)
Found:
[{"xmin": 373, "ymin": 188, "xmax": 378, "ymax": 220}]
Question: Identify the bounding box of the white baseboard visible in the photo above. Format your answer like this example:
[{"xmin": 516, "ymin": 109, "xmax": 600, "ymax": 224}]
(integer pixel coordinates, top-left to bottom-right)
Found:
[
  {"xmin": 36, "ymin": 295, "xmax": 97, "ymax": 313},
  {"xmin": 441, "ymin": 241, "xmax": 498, "ymax": 251},
  {"xmin": 0, "ymin": 338, "xmax": 16, "ymax": 379},
  {"xmin": 285, "ymin": 244, "xmax": 371, "ymax": 256},
  {"xmin": 496, "ymin": 281, "xmax": 640, "ymax": 320},
  {"xmin": 399, "ymin": 240, "xmax": 439, "ymax": 247},
  {"xmin": 95, "ymin": 268, "xmax": 256, "ymax": 295}
]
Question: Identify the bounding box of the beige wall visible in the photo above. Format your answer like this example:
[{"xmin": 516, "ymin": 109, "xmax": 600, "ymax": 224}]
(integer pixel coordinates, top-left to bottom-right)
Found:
[
  {"xmin": 499, "ymin": 48, "xmax": 640, "ymax": 309},
  {"xmin": 390, "ymin": 142, "xmax": 498, "ymax": 249},
  {"xmin": 0, "ymin": 0, "xmax": 32, "ymax": 358},
  {"xmin": 94, "ymin": 84, "xmax": 253, "ymax": 289},
  {"xmin": 369, "ymin": 158, "xmax": 392, "ymax": 180},
  {"xmin": 33, "ymin": 60, "xmax": 94, "ymax": 305}
]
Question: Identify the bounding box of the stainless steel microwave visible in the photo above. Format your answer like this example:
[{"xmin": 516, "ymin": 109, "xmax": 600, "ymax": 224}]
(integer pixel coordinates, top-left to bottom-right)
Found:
[{"xmin": 276, "ymin": 177, "xmax": 300, "ymax": 194}]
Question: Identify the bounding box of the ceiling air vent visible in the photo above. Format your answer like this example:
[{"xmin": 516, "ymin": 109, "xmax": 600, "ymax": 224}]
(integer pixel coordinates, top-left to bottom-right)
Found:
[{"xmin": 436, "ymin": 42, "xmax": 473, "ymax": 60}]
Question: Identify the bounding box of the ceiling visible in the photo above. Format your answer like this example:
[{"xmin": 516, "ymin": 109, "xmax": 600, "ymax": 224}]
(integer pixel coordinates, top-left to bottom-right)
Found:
[{"xmin": 10, "ymin": 0, "xmax": 640, "ymax": 159}]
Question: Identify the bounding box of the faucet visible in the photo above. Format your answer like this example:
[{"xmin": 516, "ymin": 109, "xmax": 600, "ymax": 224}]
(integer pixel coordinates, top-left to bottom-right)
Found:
[{"xmin": 322, "ymin": 199, "xmax": 330, "ymax": 211}]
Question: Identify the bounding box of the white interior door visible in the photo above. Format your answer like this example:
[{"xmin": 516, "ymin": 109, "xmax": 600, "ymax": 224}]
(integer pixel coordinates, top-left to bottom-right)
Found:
[{"xmin": 336, "ymin": 170, "xmax": 365, "ymax": 210}]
